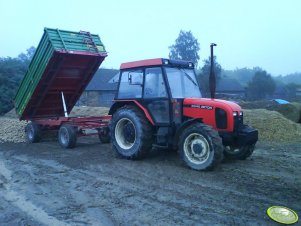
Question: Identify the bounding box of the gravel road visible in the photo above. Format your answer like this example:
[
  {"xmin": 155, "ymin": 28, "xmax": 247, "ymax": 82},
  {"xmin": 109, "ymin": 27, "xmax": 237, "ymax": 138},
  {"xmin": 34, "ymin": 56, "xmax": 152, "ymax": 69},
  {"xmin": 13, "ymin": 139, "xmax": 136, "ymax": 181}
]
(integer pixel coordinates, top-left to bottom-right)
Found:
[{"xmin": 0, "ymin": 138, "xmax": 300, "ymax": 226}]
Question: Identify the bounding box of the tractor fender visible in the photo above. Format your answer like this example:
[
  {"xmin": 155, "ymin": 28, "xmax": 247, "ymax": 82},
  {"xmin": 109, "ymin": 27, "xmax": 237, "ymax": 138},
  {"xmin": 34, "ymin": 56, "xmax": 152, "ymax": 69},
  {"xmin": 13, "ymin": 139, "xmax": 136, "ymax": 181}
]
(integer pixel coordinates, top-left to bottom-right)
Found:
[
  {"xmin": 173, "ymin": 118, "xmax": 203, "ymax": 148},
  {"xmin": 109, "ymin": 100, "xmax": 155, "ymax": 125}
]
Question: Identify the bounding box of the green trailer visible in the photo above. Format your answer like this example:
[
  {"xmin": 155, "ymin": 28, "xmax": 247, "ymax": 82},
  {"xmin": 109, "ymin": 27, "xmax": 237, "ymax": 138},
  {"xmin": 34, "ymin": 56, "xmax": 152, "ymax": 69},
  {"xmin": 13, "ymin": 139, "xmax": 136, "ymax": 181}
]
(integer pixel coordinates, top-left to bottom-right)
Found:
[
  {"xmin": 15, "ymin": 28, "xmax": 111, "ymax": 148},
  {"xmin": 15, "ymin": 28, "xmax": 107, "ymax": 120}
]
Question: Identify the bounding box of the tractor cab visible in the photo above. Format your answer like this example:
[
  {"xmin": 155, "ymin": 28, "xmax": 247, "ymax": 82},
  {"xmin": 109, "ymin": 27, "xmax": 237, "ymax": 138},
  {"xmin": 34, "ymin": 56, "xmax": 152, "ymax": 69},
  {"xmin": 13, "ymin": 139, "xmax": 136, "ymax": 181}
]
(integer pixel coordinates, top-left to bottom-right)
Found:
[
  {"xmin": 109, "ymin": 57, "xmax": 258, "ymax": 171},
  {"xmin": 113, "ymin": 59, "xmax": 202, "ymax": 125}
]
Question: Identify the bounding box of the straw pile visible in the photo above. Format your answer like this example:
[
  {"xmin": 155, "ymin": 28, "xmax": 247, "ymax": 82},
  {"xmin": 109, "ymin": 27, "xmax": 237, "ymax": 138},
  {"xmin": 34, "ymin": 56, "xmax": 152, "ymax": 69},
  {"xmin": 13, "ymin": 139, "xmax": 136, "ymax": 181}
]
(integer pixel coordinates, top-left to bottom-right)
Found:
[
  {"xmin": 239, "ymin": 100, "xmax": 274, "ymax": 109},
  {"xmin": 267, "ymin": 103, "xmax": 300, "ymax": 123},
  {"xmin": 244, "ymin": 109, "xmax": 301, "ymax": 143},
  {"xmin": 290, "ymin": 102, "xmax": 301, "ymax": 122},
  {"xmin": 240, "ymin": 100, "xmax": 301, "ymax": 123}
]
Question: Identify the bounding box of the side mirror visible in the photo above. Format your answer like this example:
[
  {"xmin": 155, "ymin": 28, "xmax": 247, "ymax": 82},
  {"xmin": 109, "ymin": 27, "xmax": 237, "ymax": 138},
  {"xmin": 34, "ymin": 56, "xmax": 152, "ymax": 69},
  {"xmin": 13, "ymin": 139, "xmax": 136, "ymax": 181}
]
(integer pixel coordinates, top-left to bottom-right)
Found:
[{"xmin": 128, "ymin": 72, "xmax": 143, "ymax": 85}]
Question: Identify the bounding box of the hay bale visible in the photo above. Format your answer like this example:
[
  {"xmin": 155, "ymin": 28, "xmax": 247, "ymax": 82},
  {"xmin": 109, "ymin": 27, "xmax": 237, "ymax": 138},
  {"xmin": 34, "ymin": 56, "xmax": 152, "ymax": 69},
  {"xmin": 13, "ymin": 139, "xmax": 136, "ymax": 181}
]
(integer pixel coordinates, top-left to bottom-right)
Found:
[
  {"xmin": 267, "ymin": 103, "xmax": 300, "ymax": 123},
  {"xmin": 244, "ymin": 109, "xmax": 301, "ymax": 143}
]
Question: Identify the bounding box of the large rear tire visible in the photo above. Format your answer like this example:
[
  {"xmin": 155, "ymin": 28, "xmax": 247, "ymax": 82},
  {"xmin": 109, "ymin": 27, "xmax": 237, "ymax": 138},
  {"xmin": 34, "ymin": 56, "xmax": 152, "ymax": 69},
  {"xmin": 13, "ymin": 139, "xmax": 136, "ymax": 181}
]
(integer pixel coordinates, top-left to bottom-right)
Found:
[
  {"xmin": 179, "ymin": 123, "xmax": 223, "ymax": 171},
  {"xmin": 223, "ymin": 144, "xmax": 255, "ymax": 160},
  {"xmin": 58, "ymin": 124, "xmax": 77, "ymax": 149},
  {"xmin": 25, "ymin": 122, "xmax": 42, "ymax": 143},
  {"xmin": 110, "ymin": 106, "xmax": 153, "ymax": 159}
]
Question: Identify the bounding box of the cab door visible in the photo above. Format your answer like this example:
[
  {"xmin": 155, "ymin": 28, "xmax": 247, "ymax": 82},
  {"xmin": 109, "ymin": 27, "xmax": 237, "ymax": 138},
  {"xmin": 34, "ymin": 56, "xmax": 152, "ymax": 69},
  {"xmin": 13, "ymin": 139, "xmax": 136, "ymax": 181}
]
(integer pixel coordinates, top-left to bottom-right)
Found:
[{"xmin": 143, "ymin": 67, "xmax": 170, "ymax": 125}]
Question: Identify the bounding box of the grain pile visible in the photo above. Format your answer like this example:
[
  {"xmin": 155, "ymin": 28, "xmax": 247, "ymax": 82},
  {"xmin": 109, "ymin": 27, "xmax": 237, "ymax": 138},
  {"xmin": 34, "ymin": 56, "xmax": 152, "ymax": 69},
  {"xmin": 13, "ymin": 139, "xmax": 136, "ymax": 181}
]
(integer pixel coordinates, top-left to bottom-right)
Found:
[
  {"xmin": 3, "ymin": 108, "xmax": 18, "ymax": 118},
  {"xmin": 69, "ymin": 106, "xmax": 109, "ymax": 117},
  {"xmin": 244, "ymin": 109, "xmax": 301, "ymax": 143},
  {"xmin": 0, "ymin": 118, "xmax": 27, "ymax": 143}
]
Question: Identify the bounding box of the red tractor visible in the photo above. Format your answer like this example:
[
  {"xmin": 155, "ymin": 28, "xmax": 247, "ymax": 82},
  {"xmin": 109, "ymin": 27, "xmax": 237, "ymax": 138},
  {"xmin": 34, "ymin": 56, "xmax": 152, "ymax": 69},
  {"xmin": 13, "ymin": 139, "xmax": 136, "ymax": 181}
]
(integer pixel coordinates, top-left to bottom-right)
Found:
[{"xmin": 109, "ymin": 45, "xmax": 258, "ymax": 170}]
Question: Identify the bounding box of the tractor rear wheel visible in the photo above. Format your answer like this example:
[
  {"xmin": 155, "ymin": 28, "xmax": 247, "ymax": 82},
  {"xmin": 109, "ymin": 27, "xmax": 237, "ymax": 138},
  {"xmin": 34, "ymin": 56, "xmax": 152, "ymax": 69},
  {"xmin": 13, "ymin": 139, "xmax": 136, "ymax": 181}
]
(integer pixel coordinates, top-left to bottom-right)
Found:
[
  {"xmin": 179, "ymin": 123, "xmax": 223, "ymax": 171},
  {"xmin": 223, "ymin": 144, "xmax": 255, "ymax": 160},
  {"xmin": 110, "ymin": 106, "xmax": 153, "ymax": 159},
  {"xmin": 58, "ymin": 124, "xmax": 77, "ymax": 148},
  {"xmin": 25, "ymin": 122, "xmax": 42, "ymax": 143}
]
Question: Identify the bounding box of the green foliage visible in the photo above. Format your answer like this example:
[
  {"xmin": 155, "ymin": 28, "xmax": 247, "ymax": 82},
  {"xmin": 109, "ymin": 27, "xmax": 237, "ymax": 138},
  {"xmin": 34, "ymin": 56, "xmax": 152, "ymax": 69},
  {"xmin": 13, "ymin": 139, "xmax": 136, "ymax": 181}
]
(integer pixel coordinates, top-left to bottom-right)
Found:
[
  {"xmin": 169, "ymin": 30, "xmax": 200, "ymax": 66},
  {"xmin": 196, "ymin": 56, "xmax": 222, "ymax": 97},
  {"xmin": 284, "ymin": 83, "xmax": 298, "ymax": 98},
  {"xmin": 246, "ymin": 70, "xmax": 276, "ymax": 100},
  {"xmin": 276, "ymin": 73, "xmax": 301, "ymax": 85},
  {"xmin": 0, "ymin": 47, "xmax": 36, "ymax": 115},
  {"xmin": 222, "ymin": 67, "xmax": 262, "ymax": 86}
]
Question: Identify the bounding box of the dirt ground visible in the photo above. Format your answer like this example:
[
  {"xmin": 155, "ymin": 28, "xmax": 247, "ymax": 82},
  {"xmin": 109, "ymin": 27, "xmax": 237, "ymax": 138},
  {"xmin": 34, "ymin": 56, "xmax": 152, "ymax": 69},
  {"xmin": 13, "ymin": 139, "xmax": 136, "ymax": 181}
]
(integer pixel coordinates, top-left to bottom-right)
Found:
[{"xmin": 0, "ymin": 137, "xmax": 300, "ymax": 226}]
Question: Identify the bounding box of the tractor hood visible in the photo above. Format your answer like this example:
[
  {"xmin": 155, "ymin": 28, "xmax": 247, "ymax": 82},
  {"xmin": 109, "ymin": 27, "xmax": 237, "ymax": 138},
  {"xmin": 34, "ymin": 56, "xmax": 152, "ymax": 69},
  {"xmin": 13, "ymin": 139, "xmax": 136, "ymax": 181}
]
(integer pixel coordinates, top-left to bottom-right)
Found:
[
  {"xmin": 183, "ymin": 98, "xmax": 242, "ymax": 132},
  {"xmin": 183, "ymin": 98, "xmax": 242, "ymax": 113}
]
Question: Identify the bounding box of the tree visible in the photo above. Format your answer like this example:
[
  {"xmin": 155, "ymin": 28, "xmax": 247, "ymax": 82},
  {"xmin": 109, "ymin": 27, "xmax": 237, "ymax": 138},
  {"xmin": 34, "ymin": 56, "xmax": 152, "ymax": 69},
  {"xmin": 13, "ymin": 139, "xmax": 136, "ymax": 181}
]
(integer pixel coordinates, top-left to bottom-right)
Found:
[
  {"xmin": 197, "ymin": 56, "xmax": 222, "ymax": 97},
  {"xmin": 169, "ymin": 30, "xmax": 200, "ymax": 66},
  {"xmin": 246, "ymin": 70, "xmax": 276, "ymax": 100},
  {"xmin": 285, "ymin": 82, "xmax": 297, "ymax": 98},
  {"xmin": 18, "ymin": 46, "xmax": 36, "ymax": 65},
  {"xmin": 0, "ymin": 47, "xmax": 35, "ymax": 115},
  {"xmin": 222, "ymin": 67, "xmax": 263, "ymax": 86}
]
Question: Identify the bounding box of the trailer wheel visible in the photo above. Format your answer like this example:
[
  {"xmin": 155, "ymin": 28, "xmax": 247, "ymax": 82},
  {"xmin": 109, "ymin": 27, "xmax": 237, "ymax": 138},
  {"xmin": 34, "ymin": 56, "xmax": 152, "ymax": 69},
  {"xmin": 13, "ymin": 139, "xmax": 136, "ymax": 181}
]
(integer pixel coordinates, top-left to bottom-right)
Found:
[
  {"xmin": 98, "ymin": 127, "xmax": 110, "ymax": 143},
  {"xmin": 179, "ymin": 123, "xmax": 223, "ymax": 171},
  {"xmin": 25, "ymin": 122, "xmax": 41, "ymax": 143},
  {"xmin": 58, "ymin": 124, "xmax": 77, "ymax": 148},
  {"xmin": 111, "ymin": 106, "xmax": 153, "ymax": 159},
  {"xmin": 223, "ymin": 144, "xmax": 255, "ymax": 160}
]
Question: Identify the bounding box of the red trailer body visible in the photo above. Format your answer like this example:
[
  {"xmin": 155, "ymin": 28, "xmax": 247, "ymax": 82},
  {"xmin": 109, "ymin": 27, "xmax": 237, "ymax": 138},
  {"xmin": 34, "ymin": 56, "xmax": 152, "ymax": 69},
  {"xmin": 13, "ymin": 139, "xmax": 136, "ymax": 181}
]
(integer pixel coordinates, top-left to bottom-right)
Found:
[{"xmin": 21, "ymin": 50, "xmax": 106, "ymax": 120}]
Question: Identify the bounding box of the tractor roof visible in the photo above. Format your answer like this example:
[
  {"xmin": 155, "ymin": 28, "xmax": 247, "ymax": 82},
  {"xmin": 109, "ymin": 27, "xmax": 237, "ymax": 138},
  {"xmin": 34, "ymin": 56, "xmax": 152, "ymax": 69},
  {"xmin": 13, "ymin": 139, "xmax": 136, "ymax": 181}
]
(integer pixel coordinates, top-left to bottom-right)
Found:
[{"xmin": 120, "ymin": 58, "xmax": 194, "ymax": 70}]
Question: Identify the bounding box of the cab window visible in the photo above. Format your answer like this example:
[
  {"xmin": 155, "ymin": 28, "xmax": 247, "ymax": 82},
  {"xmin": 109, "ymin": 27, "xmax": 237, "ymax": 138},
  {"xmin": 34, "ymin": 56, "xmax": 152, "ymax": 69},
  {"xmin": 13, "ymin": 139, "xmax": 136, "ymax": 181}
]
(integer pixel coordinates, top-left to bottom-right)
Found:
[
  {"xmin": 118, "ymin": 70, "xmax": 143, "ymax": 98},
  {"xmin": 144, "ymin": 67, "xmax": 167, "ymax": 98}
]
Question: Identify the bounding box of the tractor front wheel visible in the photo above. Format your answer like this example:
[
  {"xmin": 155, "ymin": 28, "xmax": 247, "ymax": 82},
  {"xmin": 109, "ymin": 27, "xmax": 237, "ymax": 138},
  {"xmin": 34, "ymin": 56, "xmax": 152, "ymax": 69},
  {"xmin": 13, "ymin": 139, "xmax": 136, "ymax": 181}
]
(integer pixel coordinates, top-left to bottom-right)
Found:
[
  {"xmin": 110, "ymin": 106, "xmax": 153, "ymax": 159},
  {"xmin": 179, "ymin": 123, "xmax": 223, "ymax": 171},
  {"xmin": 223, "ymin": 144, "xmax": 255, "ymax": 160}
]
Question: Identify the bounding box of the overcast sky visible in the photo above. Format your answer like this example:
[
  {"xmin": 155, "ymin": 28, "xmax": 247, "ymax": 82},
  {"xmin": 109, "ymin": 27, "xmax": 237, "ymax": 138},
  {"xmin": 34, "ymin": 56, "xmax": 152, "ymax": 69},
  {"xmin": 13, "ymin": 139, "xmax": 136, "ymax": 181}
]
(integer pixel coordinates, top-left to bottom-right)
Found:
[{"xmin": 0, "ymin": 0, "xmax": 300, "ymax": 75}]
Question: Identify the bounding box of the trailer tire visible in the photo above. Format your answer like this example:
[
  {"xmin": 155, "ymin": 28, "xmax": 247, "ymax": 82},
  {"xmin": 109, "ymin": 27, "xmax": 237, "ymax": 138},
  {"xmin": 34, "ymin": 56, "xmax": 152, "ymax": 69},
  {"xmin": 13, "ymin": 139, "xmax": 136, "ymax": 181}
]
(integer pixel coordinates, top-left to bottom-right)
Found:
[
  {"xmin": 58, "ymin": 124, "xmax": 77, "ymax": 148},
  {"xmin": 25, "ymin": 122, "xmax": 42, "ymax": 143},
  {"xmin": 179, "ymin": 123, "xmax": 223, "ymax": 171},
  {"xmin": 98, "ymin": 127, "xmax": 110, "ymax": 143},
  {"xmin": 223, "ymin": 144, "xmax": 255, "ymax": 160},
  {"xmin": 110, "ymin": 106, "xmax": 153, "ymax": 159}
]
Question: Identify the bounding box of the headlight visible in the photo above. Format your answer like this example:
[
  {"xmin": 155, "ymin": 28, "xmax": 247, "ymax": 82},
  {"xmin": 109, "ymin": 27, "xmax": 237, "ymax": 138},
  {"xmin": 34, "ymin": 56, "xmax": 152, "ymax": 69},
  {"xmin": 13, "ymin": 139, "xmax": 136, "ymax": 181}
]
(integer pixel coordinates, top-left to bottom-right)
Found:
[
  {"xmin": 239, "ymin": 111, "xmax": 243, "ymax": 116},
  {"xmin": 233, "ymin": 112, "xmax": 238, "ymax": 117}
]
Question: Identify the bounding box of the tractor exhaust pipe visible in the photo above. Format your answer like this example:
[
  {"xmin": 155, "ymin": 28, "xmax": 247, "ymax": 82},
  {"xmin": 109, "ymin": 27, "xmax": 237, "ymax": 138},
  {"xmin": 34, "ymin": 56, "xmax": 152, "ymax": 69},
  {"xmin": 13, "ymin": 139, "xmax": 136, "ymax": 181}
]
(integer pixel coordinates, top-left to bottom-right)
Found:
[{"xmin": 209, "ymin": 43, "xmax": 217, "ymax": 99}]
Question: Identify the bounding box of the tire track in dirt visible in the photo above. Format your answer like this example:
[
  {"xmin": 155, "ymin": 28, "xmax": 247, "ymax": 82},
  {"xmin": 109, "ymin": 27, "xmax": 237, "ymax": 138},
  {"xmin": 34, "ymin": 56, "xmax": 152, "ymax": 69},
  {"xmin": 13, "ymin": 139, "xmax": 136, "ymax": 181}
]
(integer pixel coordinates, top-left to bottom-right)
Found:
[
  {"xmin": 1, "ymin": 154, "xmax": 115, "ymax": 226},
  {"xmin": 0, "ymin": 159, "xmax": 70, "ymax": 226},
  {"xmin": 1, "ymin": 141, "xmax": 300, "ymax": 225}
]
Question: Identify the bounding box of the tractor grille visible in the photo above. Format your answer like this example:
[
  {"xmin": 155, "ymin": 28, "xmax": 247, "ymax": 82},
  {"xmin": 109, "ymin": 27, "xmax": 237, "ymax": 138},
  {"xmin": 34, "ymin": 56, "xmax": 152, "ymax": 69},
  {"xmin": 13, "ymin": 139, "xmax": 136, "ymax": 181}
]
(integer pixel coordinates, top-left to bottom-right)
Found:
[
  {"xmin": 215, "ymin": 108, "xmax": 227, "ymax": 129},
  {"xmin": 234, "ymin": 114, "xmax": 243, "ymax": 130}
]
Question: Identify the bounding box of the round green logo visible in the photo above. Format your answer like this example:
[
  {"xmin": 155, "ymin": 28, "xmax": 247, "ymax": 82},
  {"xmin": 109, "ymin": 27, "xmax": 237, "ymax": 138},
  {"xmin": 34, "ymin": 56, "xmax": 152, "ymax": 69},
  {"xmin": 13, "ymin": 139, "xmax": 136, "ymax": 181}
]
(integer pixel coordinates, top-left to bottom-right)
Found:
[{"xmin": 267, "ymin": 206, "xmax": 298, "ymax": 224}]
